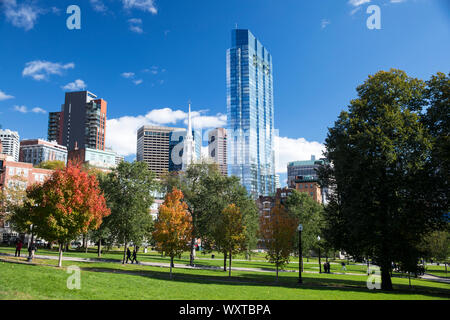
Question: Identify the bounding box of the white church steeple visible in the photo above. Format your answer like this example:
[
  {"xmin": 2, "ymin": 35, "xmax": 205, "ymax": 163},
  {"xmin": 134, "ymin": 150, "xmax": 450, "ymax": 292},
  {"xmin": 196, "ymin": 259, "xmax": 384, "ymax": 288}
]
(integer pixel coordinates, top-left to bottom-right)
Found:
[{"xmin": 182, "ymin": 102, "xmax": 196, "ymax": 171}]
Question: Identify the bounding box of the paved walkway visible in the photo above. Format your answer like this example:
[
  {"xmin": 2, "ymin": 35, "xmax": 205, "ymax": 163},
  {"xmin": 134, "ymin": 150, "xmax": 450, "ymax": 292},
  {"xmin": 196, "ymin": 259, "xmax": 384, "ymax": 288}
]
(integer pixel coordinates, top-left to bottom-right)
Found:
[
  {"xmin": 420, "ymin": 273, "xmax": 450, "ymax": 284},
  {"xmin": 0, "ymin": 252, "xmax": 365, "ymax": 276}
]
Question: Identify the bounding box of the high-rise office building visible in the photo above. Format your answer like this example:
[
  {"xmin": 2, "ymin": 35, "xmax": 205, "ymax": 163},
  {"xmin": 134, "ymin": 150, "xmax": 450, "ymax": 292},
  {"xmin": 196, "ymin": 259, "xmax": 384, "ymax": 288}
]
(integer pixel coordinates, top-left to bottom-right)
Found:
[
  {"xmin": 0, "ymin": 129, "xmax": 20, "ymax": 162},
  {"xmin": 48, "ymin": 110, "xmax": 64, "ymax": 145},
  {"xmin": 208, "ymin": 128, "xmax": 227, "ymax": 176},
  {"xmin": 137, "ymin": 125, "xmax": 185, "ymax": 177},
  {"xmin": 227, "ymin": 29, "xmax": 275, "ymax": 198},
  {"xmin": 20, "ymin": 139, "xmax": 67, "ymax": 166},
  {"xmin": 55, "ymin": 91, "xmax": 107, "ymax": 152}
]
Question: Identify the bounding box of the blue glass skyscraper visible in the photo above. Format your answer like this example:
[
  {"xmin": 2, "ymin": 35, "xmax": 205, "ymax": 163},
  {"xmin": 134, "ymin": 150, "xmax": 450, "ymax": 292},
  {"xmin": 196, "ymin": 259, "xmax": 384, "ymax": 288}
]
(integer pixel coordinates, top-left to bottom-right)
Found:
[{"xmin": 227, "ymin": 29, "xmax": 275, "ymax": 197}]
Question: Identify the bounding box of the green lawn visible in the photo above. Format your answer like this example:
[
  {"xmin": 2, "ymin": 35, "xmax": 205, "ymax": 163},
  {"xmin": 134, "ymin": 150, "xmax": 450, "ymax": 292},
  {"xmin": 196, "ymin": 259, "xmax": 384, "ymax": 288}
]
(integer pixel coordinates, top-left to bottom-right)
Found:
[
  {"xmin": 0, "ymin": 255, "xmax": 449, "ymax": 300},
  {"xmin": 425, "ymin": 264, "xmax": 449, "ymax": 279},
  {"xmin": 0, "ymin": 245, "xmax": 369, "ymax": 274}
]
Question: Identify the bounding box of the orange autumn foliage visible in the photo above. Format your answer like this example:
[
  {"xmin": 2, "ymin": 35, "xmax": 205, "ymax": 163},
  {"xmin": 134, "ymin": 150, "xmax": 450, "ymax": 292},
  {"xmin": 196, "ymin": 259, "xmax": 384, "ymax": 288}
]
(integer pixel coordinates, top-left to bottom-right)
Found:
[{"xmin": 152, "ymin": 187, "xmax": 193, "ymax": 260}]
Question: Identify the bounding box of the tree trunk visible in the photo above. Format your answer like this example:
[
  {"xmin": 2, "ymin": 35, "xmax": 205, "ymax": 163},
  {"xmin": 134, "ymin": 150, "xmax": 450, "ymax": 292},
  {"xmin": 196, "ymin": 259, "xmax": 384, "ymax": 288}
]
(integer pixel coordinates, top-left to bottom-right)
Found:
[
  {"xmin": 170, "ymin": 256, "xmax": 173, "ymax": 280},
  {"xmin": 381, "ymin": 262, "xmax": 393, "ymax": 291},
  {"xmin": 28, "ymin": 232, "xmax": 34, "ymax": 250},
  {"xmin": 276, "ymin": 265, "xmax": 279, "ymax": 282},
  {"xmin": 408, "ymin": 272, "xmax": 411, "ymax": 288},
  {"xmin": 85, "ymin": 235, "xmax": 88, "ymax": 253},
  {"xmin": 445, "ymin": 263, "xmax": 447, "ymax": 276},
  {"xmin": 58, "ymin": 243, "xmax": 63, "ymax": 267},
  {"xmin": 122, "ymin": 242, "xmax": 127, "ymax": 264},
  {"xmin": 98, "ymin": 239, "xmax": 102, "ymax": 257},
  {"xmin": 65, "ymin": 243, "xmax": 69, "ymax": 252},
  {"xmin": 228, "ymin": 252, "xmax": 232, "ymax": 277},
  {"xmin": 223, "ymin": 252, "xmax": 227, "ymax": 272}
]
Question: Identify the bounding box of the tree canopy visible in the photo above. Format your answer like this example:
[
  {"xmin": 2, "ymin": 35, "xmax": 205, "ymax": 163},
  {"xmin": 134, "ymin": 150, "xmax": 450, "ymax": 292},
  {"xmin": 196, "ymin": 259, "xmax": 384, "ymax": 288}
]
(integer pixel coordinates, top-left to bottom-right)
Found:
[
  {"xmin": 99, "ymin": 161, "xmax": 157, "ymax": 263},
  {"xmin": 318, "ymin": 69, "xmax": 447, "ymax": 290}
]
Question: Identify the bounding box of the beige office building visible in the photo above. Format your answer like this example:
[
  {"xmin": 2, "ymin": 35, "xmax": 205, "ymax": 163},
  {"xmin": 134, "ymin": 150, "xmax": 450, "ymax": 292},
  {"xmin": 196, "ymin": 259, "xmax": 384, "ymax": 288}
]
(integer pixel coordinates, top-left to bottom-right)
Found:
[{"xmin": 137, "ymin": 125, "xmax": 185, "ymax": 177}]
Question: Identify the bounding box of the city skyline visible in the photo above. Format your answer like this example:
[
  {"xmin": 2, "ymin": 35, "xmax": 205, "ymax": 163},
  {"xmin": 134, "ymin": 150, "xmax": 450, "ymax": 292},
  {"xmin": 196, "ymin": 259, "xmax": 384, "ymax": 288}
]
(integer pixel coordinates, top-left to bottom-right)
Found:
[{"xmin": 0, "ymin": 0, "xmax": 449, "ymax": 186}]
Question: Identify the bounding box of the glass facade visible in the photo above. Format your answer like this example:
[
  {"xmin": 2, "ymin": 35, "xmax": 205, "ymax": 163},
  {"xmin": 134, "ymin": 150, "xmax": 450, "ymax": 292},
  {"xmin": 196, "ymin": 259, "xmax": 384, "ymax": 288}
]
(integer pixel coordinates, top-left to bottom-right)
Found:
[{"xmin": 226, "ymin": 29, "xmax": 275, "ymax": 198}]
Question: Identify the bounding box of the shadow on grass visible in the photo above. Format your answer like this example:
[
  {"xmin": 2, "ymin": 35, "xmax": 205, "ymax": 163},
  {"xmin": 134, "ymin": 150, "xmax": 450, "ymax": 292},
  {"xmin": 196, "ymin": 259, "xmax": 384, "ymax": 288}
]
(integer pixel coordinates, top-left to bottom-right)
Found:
[{"xmin": 79, "ymin": 265, "xmax": 450, "ymax": 299}]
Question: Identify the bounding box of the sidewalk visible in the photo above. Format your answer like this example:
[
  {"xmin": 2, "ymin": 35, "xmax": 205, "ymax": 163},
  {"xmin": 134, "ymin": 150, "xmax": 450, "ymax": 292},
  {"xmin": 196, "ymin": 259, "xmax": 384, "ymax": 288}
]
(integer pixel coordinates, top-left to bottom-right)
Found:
[
  {"xmin": 0, "ymin": 252, "xmax": 365, "ymax": 276},
  {"xmin": 420, "ymin": 273, "xmax": 450, "ymax": 285}
]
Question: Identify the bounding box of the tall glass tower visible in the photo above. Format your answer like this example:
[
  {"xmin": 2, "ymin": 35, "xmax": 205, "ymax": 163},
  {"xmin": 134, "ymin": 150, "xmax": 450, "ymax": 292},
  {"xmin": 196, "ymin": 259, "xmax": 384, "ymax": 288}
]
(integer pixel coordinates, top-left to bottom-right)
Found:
[{"xmin": 227, "ymin": 29, "xmax": 275, "ymax": 198}]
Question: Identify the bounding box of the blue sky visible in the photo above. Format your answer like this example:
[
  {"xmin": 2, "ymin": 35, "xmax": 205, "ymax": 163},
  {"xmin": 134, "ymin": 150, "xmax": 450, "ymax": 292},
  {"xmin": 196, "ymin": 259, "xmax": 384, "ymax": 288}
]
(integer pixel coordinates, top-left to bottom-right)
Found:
[{"xmin": 0, "ymin": 0, "xmax": 449, "ymax": 183}]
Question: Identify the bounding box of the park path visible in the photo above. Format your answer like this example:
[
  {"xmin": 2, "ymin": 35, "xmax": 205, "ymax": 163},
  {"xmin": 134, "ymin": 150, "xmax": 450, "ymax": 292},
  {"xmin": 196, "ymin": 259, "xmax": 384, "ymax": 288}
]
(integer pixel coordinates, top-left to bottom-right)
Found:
[
  {"xmin": 420, "ymin": 273, "xmax": 450, "ymax": 284},
  {"xmin": 0, "ymin": 252, "xmax": 365, "ymax": 276}
]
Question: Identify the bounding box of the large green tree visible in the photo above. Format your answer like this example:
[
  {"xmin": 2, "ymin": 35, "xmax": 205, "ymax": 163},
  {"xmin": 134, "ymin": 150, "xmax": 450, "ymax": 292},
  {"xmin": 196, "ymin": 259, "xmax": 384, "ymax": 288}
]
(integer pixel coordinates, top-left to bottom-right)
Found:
[
  {"xmin": 99, "ymin": 161, "xmax": 157, "ymax": 263},
  {"xmin": 285, "ymin": 190, "xmax": 324, "ymax": 262},
  {"xmin": 318, "ymin": 69, "xmax": 445, "ymax": 290},
  {"xmin": 421, "ymin": 72, "xmax": 450, "ymax": 215}
]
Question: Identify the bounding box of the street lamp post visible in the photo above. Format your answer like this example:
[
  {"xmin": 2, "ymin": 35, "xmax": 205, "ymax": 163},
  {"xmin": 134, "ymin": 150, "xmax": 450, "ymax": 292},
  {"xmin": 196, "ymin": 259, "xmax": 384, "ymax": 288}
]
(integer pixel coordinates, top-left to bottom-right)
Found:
[
  {"xmin": 298, "ymin": 224, "xmax": 303, "ymax": 284},
  {"xmin": 317, "ymin": 235, "xmax": 322, "ymax": 274}
]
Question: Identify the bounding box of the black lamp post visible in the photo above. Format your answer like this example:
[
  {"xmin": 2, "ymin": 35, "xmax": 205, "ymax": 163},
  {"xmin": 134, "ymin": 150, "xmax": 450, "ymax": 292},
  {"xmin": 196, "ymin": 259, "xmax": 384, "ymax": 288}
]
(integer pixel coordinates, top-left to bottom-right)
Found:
[
  {"xmin": 298, "ymin": 224, "xmax": 303, "ymax": 284},
  {"xmin": 317, "ymin": 236, "xmax": 322, "ymax": 274}
]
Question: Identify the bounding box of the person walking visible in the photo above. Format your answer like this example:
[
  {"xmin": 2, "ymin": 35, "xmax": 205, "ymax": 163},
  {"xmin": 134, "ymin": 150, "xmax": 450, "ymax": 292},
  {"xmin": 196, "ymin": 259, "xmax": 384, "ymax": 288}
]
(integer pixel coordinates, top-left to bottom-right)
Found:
[
  {"xmin": 15, "ymin": 240, "xmax": 23, "ymax": 257},
  {"xmin": 126, "ymin": 247, "xmax": 132, "ymax": 264},
  {"xmin": 341, "ymin": 262, "xmax": 347, "ymax": 272},
  {"xmin": 27, "ymin": 242, "xmax": 37, "ymax": 262},
  {"xmin": 131, "ymin": 247, "xmax": 138, "ymax": 264}
]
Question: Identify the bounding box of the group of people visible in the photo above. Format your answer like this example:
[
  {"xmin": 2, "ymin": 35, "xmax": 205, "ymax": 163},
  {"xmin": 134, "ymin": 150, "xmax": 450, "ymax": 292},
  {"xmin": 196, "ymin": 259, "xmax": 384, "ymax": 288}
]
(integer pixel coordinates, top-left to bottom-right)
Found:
[
  {"xmin": 126, "ymin": 247, "xmax": 139, "ymax": 264},
  {"xmin": 15, "ymin": 239, "xmax": 38, "ymax": 260}
]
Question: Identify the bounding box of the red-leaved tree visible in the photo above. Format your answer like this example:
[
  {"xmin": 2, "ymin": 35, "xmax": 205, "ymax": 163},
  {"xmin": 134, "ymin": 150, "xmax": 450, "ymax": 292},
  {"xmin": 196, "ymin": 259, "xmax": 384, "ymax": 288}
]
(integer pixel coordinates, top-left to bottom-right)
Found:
[{"xmin": 21, "ymin": 162, "xmax": 110, "ymax": 267}]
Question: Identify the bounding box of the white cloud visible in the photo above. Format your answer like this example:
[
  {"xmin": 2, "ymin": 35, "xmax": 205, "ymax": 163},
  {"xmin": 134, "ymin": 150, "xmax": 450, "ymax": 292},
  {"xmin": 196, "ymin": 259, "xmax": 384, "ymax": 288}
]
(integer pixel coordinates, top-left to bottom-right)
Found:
[
  {"xmin": 143, "ymin": 66, "xmax": 159, "ymax": 74},
  {"xmin": 121, "ymin": 72, "xmax": 135, "ymax": 78},
  {"xmin": 128, "ymin": 18, "xmax": 144, "ymax": 33},
  {"xmin": 90, "ymin": 0, "xmax": 107, "ymax": 12},
  {"xmin": 23, "ymin": 60, "xmax": 75, "ymax": 81},
  {"xmin": 106, "ymin": 107, "xmax": 224, "ymax": 156},
  {"xmin": 12, "ymin": 105, "xmax": 46, "ymax": 114},
  {"xmin": 189, "ymin": 113, "xmax": 227, "ymax": 129},
  {"xmin": 13, "ymin": 105, "xmax": 28, "ymax": 113},
  {"xmin": 31, "ymin": 107, "xmax": 46, "ymax": 114},
  {"xmin": 274, "ymin": 136, "xmax": 325, "ymax": 174},
  {"xmin": 2, "ymin": 0, "xmax": 42, "ymax": 31},
  {"xmin": 0, "ymin": 90, "xmax": 14, "ymax": 101},
  {"xmin": 62, "ymin": 79, "xmax": 87, "ymax": 91},
  {"xmin": 348, "ymin": 0, "xmax": 371, "ymax": 6},
  {"xmin": 321, "ymin": 19, "xmax": 331, "ymax": 29},
  {"xmin": 122, "ymin": 0, "xmax": 157, "ymax": 14},
  {"xmin": 133, "ymin": 79, "xmax": 143, "ymax": 85}
]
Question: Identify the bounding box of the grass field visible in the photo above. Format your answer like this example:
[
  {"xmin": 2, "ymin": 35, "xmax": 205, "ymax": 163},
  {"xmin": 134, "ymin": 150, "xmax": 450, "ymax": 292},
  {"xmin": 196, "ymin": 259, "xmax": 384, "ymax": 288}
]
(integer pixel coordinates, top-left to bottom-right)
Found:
[
  {"xmin": 0, "ymin": 246, "xmax": 370, "ymax": 274},
  {"xmin": 0, "ymin": 245, "xmax": 449, "ymax": 300}
]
